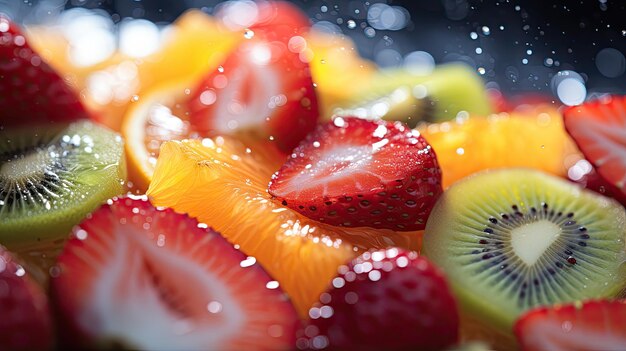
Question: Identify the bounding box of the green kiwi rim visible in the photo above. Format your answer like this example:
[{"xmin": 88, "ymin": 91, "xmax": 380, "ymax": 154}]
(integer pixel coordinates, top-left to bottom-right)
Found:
[
  {"xmin": 0, "ymin": 120, "xmax": 127, "ymax": 251},
  {"xmin": 421, "ymin": 168, "xmax": 626, "ymax": 337}
]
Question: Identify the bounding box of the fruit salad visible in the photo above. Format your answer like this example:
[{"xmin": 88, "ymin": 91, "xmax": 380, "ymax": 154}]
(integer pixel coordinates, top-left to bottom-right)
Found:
[{"xmin": 1, "ymin": 1, "xmax": 625, "ymax": 350}]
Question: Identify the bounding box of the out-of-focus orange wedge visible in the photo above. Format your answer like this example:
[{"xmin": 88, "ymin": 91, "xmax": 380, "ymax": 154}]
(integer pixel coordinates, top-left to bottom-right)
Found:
[
  {"xmin": 28, "ymin": 10, "xmax": 241, "ymax": 130},
  {"xmin": 418, "ymin": 105, "xmax": 581, "ymax": 188},
  {"xmin": 146, "ymin": 137, "xmax": 422, "ymax": 317}
]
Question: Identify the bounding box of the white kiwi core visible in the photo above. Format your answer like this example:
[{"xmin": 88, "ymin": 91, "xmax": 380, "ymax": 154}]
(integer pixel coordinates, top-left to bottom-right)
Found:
[
  {"xmin": 0, "ymin": 150, "xmax": 49, "ymax": 181},
  {"xmin": 510, "ymin": 219, "xmax": 561, "ymax": 266}
]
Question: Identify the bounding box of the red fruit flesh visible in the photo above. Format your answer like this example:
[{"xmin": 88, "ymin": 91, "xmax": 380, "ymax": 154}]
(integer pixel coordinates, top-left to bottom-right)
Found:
[
  {"xmin": 303, "ymin": 248, "xmax": 459, "ymax": 351},
  {"xmin": 563, "ymin": 95, "xmax": 626, "ymax": 205},
  {"xmin": 52, "ymin": 197, "xmax": 299, "ymax": 350},
  {"xmin": 514, "ymin": 300, "xmax": 626, "ymax": 351},
  {"xmin": 189, "ymin": 1, "xmax": 318, "ymax": 153},
  {"xmin": 268, "ymin": 117, "xmax": 443, "ymax": 231},
  {"xmin": 0, "ymin": 16, "xmax": 88, "ymax": 128},
  {"xmin": 0, "ymin": 246, "xmax": 53, "ymax": 351}
]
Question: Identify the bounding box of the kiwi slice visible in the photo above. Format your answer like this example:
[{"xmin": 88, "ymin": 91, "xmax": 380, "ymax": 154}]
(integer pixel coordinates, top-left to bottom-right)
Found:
[
  {"xmin": 422, "ymin": 169, "xmax": 626, "ymax": 347},
  {"xmin": 0, "ymin": 120, "xmax": 126, "ymax": 269},
  {"xmin": 326, "ymin": 64, "xmax": 493, "ymax": 126}
]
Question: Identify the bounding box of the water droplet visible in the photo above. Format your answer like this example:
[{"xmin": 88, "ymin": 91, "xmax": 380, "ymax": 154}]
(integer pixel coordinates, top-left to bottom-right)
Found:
[
  {"xmin": 364, "ymin": 27, "xmax": 376, "ymax": 38},
  {"xmin": 481, "ymin": 26, "xmax": 491, "ymax": 35},
  {"xmin": 470, "ymin": 31, "xmax": 478, "ymax": 40},
  {"xmin": 131, "ymin": 95, "xmax": 139, "ymax": 102},
  {"xmin": 477, "ymin": 67, "xmax": 486, "ymax": 75},
  {"xmin": 243, "ymin": 29, "xmax": 254, "ymax": 39},
  {"xmin": 475, "ymin": 47, "xmax": 483, "ymax": 54},
  {"xmin": 522, "ymin": 58, "xmax": 529, "ymax": 64},
  {"xmin": 320, "ymin": 59, "xmax": 326, "ymax": 64},
  {"xmin": 526, "ymin": 49, "xmax": 533, "ymax": 55},
  {"xmin": 320, "ymin": 5, "xmax": 328, "ymax": 13},
  {"xmin": 347, "ymin": 20, "xmax": 356, "ymax": 29},
  {"xmin": 217, "ymin": 65, "xmax": 224, "ymax": 73}
]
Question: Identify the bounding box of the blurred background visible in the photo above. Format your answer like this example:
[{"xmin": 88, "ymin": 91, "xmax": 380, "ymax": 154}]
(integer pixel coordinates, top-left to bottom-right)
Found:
[{"xmin": 1, "ymin": 0, "xmax": 624, "ymax": 104}]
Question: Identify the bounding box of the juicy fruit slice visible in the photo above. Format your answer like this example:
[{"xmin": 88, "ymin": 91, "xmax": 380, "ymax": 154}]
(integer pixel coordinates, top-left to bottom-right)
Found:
[
  {"xmin": 563, "ymin": 95, "xmax": 626, "ymax": 205},
  {"xmin": 122, "ymin": 80, "xmax": 196, "ymax": 193},
  {"xmin": 147, "ymin": 138, "xmax": 423, "ymax": 317},
  {"xmin": 0, "ymin": 245, "xmax": 53, "ymax": 351},
  {"xmin": 418, "ymin": 105, "xmax": 580, "ymax": 188},
  {"xmin": 0, "ymin": 16, "xmax": 87, "ymax": 128},
  {"xmin": 268, "ymin": 117, "xmax": 442, "ymax": 231},
  {"xmin": 304, "ymin": 248, "xmax": 459, "ymax": 351},
  {"xmin": 188, "ymin": 37, "xmax": 318, "ymax": 153},
  {"xmin": 514, "ymin": 300, "xmax": 626, "ymax": 351},
  {"xmin": 422, "ymin": 169, "xmax": 626, "ymax": 346},
  {"xmin": 329, "ymin": 64, "xmax": 493, "ymax": 125},
  {"xmin": 27, "ymin": 10, "xmax": 240, "ymax": 131},
  {"xmin": 53, "ymin": 197, "xmax": 299, "ymax": 350},
  {"xmin": 0, "ymin": 120, "xmax": 126, "ymax": 266}
]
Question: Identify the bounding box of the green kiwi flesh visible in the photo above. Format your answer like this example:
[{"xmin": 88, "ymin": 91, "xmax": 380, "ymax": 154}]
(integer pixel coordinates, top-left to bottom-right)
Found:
[
  {"xmin": 421, "ymin": 169, "xmax": 626, "ymax": 344},
  {"xmin": 326, "ymin": 64, "xmax": 493, "ymax": 126},
  {"xmin": 0, "ymin": 120, "xmax": 126, "ymax": 255}
]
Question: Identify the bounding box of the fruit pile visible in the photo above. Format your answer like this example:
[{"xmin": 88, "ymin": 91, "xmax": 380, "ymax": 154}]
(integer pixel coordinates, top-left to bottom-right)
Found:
[{"xmin": 1, "ymin": 2, "xmax": 625, "ymax": 350}]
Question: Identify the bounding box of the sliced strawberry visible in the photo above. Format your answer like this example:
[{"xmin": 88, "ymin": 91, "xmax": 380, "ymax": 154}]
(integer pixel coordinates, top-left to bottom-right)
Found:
[
  {"xmin": 514, "ymin": 300, "xmax": 626, "ymax": 351},
  {"xmin": 302, "ymin": 248, "xmax": 459, "ymax": 351},
  {"xmin": 52, "ymin": 196, "xmax": 299, "ymax": 350},
  {"xmin": 0, "ymin": 245, "xmax": 53, "ymax": 351},
  {"xmin": 268, "ymin": 117, "xmax": 442, "ymax": 231},
  {"xmin": 563, "ymin": 95, "xmax": 626, "ymax": 205},
  {"xmin": 0, "ymin": 16, "xmax": 88, "ymax": 128},
  {"xmin": 189, "ymin": 3, "xmax": 318, "ymax": 153}
]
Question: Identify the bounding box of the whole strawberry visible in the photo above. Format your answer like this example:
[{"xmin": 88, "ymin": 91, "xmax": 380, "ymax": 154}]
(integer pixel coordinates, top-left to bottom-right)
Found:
[
  {"xmin": 302, "ymin": 248, "xmax": 459, "ymax": 351},
  {"xmin": 268, "ymin": 117, "xmax": 442, "ymax": 231},
  {"xmin": 0, "ymin": 245, "xmax": 53, "ymax": 351}
]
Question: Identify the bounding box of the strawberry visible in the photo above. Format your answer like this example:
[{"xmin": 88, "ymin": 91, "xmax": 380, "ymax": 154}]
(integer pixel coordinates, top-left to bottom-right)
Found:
[
  {"xmin": 301, "ymin": 248, "xmax": 459, "ymax": 351},
  {"xmin": 0, "ymin": 15, "xmax": 88, "ymax": 128},
  {"xmin": 514, "ymin": 300, "xmax": 626, "ymax": 351},
  {"xmin": 189, "ymin": 2, "xmax": 318, "ymax": 153},
  {"xmin": 0, "ymin": 245, "xmax": 53, "ymax": 351},
  {"xmin": 52, "ymin": 196, "xmax": 300, "ymax": 350},
  {"xmin": 563, "ymin": 95, "xmax": 626, "ymax": 205},
  {"xmin": 268, "ymin": 117, "xmax": 442, "ymax": 231}
]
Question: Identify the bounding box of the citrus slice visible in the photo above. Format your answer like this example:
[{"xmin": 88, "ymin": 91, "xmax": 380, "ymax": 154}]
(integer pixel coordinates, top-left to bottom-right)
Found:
[
  {"xmin": 418, "ymin": 105, "xmax": 581, "ymax": 188},
  {"xmin": 146, "ymin": 137, "xmax": 422, "ymax": 317},
  {"xmin": 28, "ymin": 10, "xmax": 240, "ymax": 131}
]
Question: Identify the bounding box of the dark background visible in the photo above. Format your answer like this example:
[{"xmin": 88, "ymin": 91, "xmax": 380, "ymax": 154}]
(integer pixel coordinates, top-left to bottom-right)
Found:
[{"xmin": 7, "ymin": 0, "xmax": 626, "ymax": 96}]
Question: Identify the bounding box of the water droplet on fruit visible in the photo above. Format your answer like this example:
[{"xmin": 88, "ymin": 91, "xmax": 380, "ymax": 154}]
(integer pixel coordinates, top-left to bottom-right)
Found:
[
  {"xmin": 207, "ymin": 301, "xmax": 223, "ymax": 314},
  {"xmin": 240, "ymin": 256, "xmax": 256, "ymax": 268},
  {"xmin": 481, "ymin": 26, "xmax": 491, "ymax": 35},
  {"xmin": 347, "ymin": 20, "xmax": 357, "ymax": 29},
  {"xmin": 243, "ymin": 28, "xmax": 254, "ymax": 39},
  {"xmin": 319, "ymin": 305, "xmax": 334, "ymax": 318},
  {"xmin": 15, "ymin": 266, "xmax": 25, "ymax": 277},
  {"xmin": 266, "ymin": 280, "xmax": 280, "ymax": 289},
  {"xmin": 131, "ymin": 95, "xmax": 139, "ymax": 102},
  {"xmin": 562, "ymin": 320, "xmax": 573, "ymax": 332}
]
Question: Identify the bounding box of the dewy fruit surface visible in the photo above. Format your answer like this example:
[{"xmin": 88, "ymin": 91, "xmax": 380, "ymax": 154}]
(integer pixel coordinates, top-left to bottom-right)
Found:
[
  {"xmin": 53, "ymin": 197, "xmax": 300, "ymax": 351},
  {"xmin": 147, "ymin": 137, "xmax": 423, "ymax": 317},
  {"xmin": 418, "ymin": 105, "xmax": 580, "ymax": 188}
]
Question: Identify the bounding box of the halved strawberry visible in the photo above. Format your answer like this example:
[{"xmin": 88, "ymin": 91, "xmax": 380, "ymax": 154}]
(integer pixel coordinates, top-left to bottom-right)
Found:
[
  {"xmin": 52, "ymin": 196, "xmax": 299, "ymax": 350},
  {"xmin": 563, "ymin": 95, "xmax": 626, "ymax": 205},
  {"xmin": 302, "ymin": 248, "xmax": 459, "ymax": 351},
  {"xmin": 0, "ymin": 245, "xmax": 53, "ymax": 351},
  {"xmin": 514, "ymin": 300, "xmax": 626, "ymax": 351},
  {"xmin": 188, "ymin": 4, "xmax": 318, "ymax": 153},
  {"xmin": 0, "ymin": 15, "xmax": 88, "ymax": 128},
  {"xmin": 268, "ymin": 117, "xmax": 442, "ymax": 231}
]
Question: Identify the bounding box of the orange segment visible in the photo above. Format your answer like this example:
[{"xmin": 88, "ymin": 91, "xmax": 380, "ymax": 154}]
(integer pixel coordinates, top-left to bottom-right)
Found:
[
  {"xmin": 146, "ymin": 137, "xmax": 422, "ymax": 317},
  {"xmin": 418, "ymin": 105, "xmax": 581, "ymax": 188},
  {"xmin": 28, "ymin": 10, "xmax": 240, "ymax": 131}
]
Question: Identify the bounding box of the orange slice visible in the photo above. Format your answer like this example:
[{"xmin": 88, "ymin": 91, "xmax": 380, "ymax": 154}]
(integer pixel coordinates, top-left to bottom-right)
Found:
[
  {"xmin": 28, "ymin": 10, "xmax": 240, "ymax": 131},
  {"xmin": 146, "ymin": 137, "xmax": 422, "ymax": 317},
  {"xmin": 418, "ymin": 105, "xmax": 581, "ymax": 188}
]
